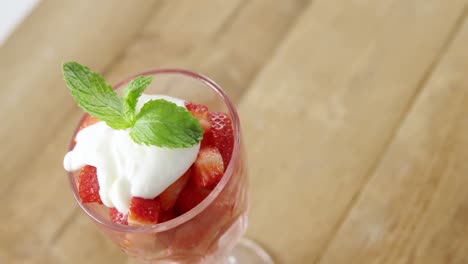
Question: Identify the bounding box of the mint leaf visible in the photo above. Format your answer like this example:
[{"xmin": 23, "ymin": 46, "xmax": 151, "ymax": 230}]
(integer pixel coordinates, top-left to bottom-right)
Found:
[
  {"xmin": 62, "ymin": 62, "xmax": 131, "ymax": 129},
  {"xmin": 63, "ymin": 61, "xmax": 203, "ymax": 148},
  {"xmin": 122, "ymin": 76, "xmax": 153, "ymax": 124},
  {"xmin": 130, "ymin": 99, "xmax": 203, "ymax": 148}
]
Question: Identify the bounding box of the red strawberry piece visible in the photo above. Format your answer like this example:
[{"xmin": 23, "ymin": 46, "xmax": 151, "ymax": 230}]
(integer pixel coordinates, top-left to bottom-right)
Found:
[
  {"xmin": 208, "ymin": 112, "xmax": 234, "ymax": 168},
  {"xmin": 109, "ymin": 208, "xmax": 128, "ymax": 225},
  {"xmin": 185, "ymin": 102, "xmax": 211, "ymax": 132},
  {"xmin": 175, "ymin": 183, "xmax": 210, "ymax": 214},
  {"xmin": 192, "ymin": 147, "xmax": 224, "ymax": 188},
  {"xmin": 159, "ymin": 168, "xmax": 191, "ymax": 211},
  {"xmin": 158, "ymin": 209, "xmax": 177, "ymax": 223},
  {"xmin": 128, "ymin": 196, "xmax": 161, "ymax": 226},
  {"xmin": 78, "ymin": 165, "xmax": 102, "ymax": 204},
  {"xmin": 200, "ymin": 130, "xmax": 212, "ymax": 149}
]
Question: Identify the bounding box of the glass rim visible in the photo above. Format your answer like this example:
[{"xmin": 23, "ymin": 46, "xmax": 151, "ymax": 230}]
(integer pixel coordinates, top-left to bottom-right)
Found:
[{"xmin": 67, "ymin": 69, "xmax": 241, "ymax": 233}]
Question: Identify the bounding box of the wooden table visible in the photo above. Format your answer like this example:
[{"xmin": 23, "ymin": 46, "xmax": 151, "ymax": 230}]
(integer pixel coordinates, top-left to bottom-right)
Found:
[{"xmin": 1, "ymin": 1, "xmax": 468, "ymax": 263}]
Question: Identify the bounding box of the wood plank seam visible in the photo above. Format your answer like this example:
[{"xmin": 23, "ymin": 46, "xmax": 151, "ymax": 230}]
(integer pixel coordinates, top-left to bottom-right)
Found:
[
  {"xmin": 50, "ymin": 209, "xmax": 80, "ymax": 245},
  {"xmin": 381, "ymin": 90, "xmax": 467, "ymax": 263},
  {"xmin": 403, "ymin": 91, "xmax": 468, "ymax": 263},
  {"xmin": 234, "ymin": 0, "xmax": 314, "ymax": 104},
  {"xmin": 211, "ymin": 0, "xmax": 250, "ymax": 41},
  {"xmin": 99, "ymin": 0, "xmax": 164, "ymax": 79},
  {"xmin": 314, "ymin": 5, "xmax": 468, "ymax": 263}
]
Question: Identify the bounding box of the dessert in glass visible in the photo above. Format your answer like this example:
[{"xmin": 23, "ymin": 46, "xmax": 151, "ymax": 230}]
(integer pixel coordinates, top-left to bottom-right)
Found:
[{"xmin": 63, "ymin": 63, "xmax": 273, "ymax": 263}]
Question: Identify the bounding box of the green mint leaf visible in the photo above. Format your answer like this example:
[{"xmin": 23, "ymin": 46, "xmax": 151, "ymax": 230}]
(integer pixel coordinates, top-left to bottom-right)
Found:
[
  {"xmin": 62, "ymin": 62, "xmax": 131, "ymax": 129},
  {"xmin": 122, "ymin": 76, "xmax": 153, "ymax": 124},
  {"xmin": 63, "ymin": 62, "xmax": 202, "ymax": 148},
  {"xmin": 130, "ymin": 99, "xmax": 203, "ymax": 148}
]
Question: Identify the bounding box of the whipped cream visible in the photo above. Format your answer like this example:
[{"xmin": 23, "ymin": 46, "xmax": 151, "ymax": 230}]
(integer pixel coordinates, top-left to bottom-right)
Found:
[{"xmin": 63, "ymin": 94, "xmax": 200, "ymax": 213}]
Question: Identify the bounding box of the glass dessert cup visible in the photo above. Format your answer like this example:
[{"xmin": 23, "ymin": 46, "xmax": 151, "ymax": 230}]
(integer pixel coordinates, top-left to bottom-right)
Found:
[{"xmin": 67, "ymin": 69, "xmax": 273, "ymax": 264}]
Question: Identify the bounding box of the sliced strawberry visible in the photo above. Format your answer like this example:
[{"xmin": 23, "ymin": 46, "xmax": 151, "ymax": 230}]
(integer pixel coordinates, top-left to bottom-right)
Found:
[
  {"xmin": 192, "ymin": 147, "xmax": 224, "ymax": 188},
  {"xmin": 185, "ymin": 102, "xmax": 211, "ymax": 132},
  {"xmin": 78, "ymin": 165, "xmax": 102, "ymax": 204},
  {"xmin": 159, "ymin": 209, "xmax": 177, "ymax": 223},
  {"xmin": 109, "ymin": 208, "xmax": 128, "ymax": 225},
  {"xmin": 208, "ymin": 112, "xmax": 234, "ymax": 168},
  {"xmin": 175, "ymin": 183, "xmax": 210, "ymax": 214},
  {"xmin": 159, "ymin": 168, "xmax": 191, "ymax": 211},
  {"xmin": 200, "ymin": 130, "xmax": 212, "ymax": 148},
  {"xmin": 128, "ymin": 197, "xmax": 161, "ymax": 226}
]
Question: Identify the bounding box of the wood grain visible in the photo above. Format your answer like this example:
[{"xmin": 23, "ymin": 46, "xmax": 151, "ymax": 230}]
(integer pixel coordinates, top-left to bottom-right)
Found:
[
  {"xmin": 241, "ymin": 0, "xmax": 468, "ymax": 262},
  {"xmin": 105, "ymin": 0, "xmax": 310, "ymax": 102},
  {"xmin": 317, "ymin": 15, "xmax": 468, "ymax": 264},
  {"xmin": 1, "ymin": 0, "xmax": 468, "ymax": 263}
]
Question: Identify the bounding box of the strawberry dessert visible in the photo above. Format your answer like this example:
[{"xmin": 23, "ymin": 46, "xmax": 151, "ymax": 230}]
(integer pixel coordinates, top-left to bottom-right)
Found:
[{"xmin": 62, "ymin": 62, "xmax": 251, "ymax": 263}]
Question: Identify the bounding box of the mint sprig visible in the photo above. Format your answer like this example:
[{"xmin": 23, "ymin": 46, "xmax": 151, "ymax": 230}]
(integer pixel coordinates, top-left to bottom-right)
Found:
[
  {"xmin": 122, "ymin": 75, "xmax": 153, "ymax": 124},
  {"xmin": 62, "ymin": 62, "xmax": 131, "ymax": 129},
  {"xmin": 62, "ymin": 62, "xmax": 203, "ymax": 148},
  {"xmin": 131, "ymin": 99, "xmax": 203, "ymax": 148}
]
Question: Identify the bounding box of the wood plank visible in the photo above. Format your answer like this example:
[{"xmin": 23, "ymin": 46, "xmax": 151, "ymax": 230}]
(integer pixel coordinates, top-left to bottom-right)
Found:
[
  {"xmin": 0, "ymin": 0, "xmax": 310, "ymax": 263},
  {"xmin": 0, "ymin": 0, "xmax": 159, "ymax": 195},
  {"xmin": 317, "ymin": 15, "xmax": 468, "ymax": 264},
  {"xmin": 239, "ymin": 0, "xmax": 468, "ymax": 263},
  {"xmin": 52, "ymin": 212, "xmax": 128, "ymax": 264},
  {"xmin": 0, "ymin": 112, "xmax": 82, "ymax": 261},
  {"xmin": 105, "ymin": 0, "xmax": 310, "ymax": 102}
]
